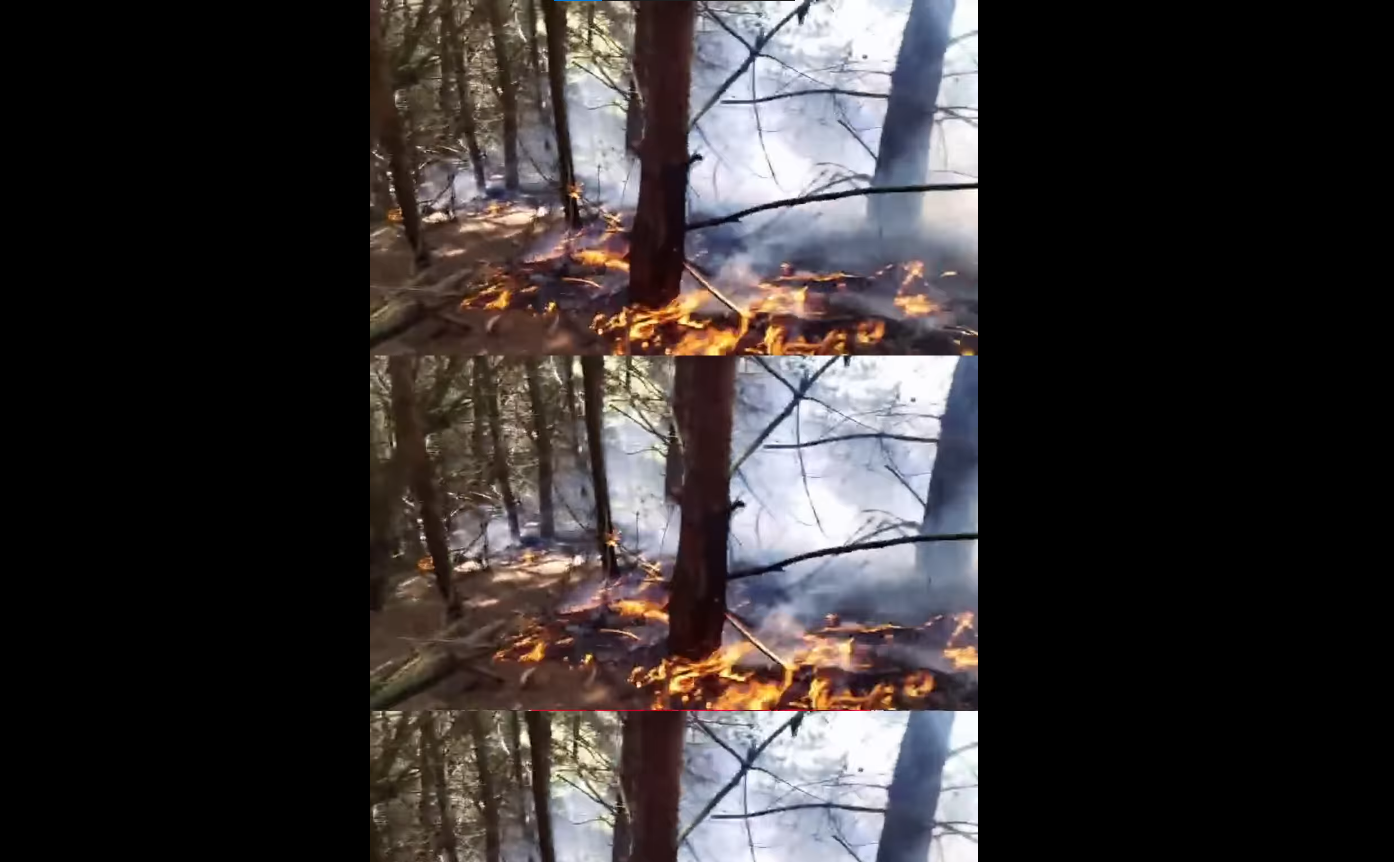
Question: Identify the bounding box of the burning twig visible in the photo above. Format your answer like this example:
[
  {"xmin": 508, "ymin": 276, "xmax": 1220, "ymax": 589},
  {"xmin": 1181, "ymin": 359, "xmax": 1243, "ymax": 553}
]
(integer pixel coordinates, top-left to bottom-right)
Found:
[
  {"xmin": 727, "ymin": 532, "xmax": 980, "ymax": 580},
  {"xmin": 682, "ymin": 260, "xmax": 748, "ymax": 320},
  {"xmin": 724, "ymin": 611, "xmax": 796, "ymax": 671},
  {"xmin": 685, "ymin": 183, "xmax": 980, "ymax": 231}
]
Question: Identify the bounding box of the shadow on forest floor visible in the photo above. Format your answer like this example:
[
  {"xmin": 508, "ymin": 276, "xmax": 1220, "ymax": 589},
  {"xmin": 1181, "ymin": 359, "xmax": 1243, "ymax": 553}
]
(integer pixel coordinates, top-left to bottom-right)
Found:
[{"xmin": 369, "ymin": 551, "xmax": 648, "ymax": 710}]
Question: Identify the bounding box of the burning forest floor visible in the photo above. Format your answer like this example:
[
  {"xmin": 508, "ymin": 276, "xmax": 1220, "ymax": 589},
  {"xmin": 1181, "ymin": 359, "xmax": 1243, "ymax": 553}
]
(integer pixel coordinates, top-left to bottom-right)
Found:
[
  {"xmin": 370, "ymin": 201, "xmax": 977, "ymax": 356},
  {"xmin": 371, "ymin": 543, "xmax": 978, "ymax": 711}
]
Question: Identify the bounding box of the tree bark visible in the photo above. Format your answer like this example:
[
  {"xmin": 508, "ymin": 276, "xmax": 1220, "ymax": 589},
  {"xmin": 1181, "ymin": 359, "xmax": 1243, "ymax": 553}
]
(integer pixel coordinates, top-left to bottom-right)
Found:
[
  {"xmin": 387, "ymin": 357, "xmax": 462, "ymax": 621},
  {"xmin": 476, "ymin": 357, "xmax": 522, "ymax": 541},
  {"xmin": 423, "ymin": 714, "xmax": 463, "ymax": 862},
  {"xmin": 869, "ymin": 0, "xmax": 956, "ymax": 232},
  {"xmin": 875, "ymin": 712, "xmax": 954, "ymax": 862},
  {"xmin": 442, "ymin": 0, "xmax": 488, "ymax": 190},
  {"xmin": 624, "ymin": 77, "xmax": 642, "ymax": 157},
  {"xmin": 464, "ymin": 712, "xmax": 502, "ymax": 862},
  {"xmin": 524, "ymin": 712, "xmax": 558, "ymax": 862},
  {"xmin": 580, "ymin": 357, "xmax": 618, "ymax": 578},
  {"xmin": 371, "ymin": 0, "xmax": 430, "ymax": 270},
  {"xmin": 486, "ymin": 0, "xmax": 521, "ymax": 190},
  {"xmin": 663, "ymin": 418, "xmax": 682, "ymax": 504},
  {"xmin": 668, "ymin": 357, "xmax": 736, "ymax": 659},
  {"xmin": 541, "ymin": 0, "xmax": 581, "ymax": 228},
  {"xmin": 524, "ymin": 361, "xmax": 556, "ymax": 539},
  {"xmin": 622, "ymin": 712, "xmax": 685, "ymax": 862},
  {"xmin": 915, "ymin": 356, "xmax": 977, "ymax": 616},
  {"xmin": 525, "ymin": 0, "xmax": 549, "ymax": 122},
  {"xmin": 627, "ymin": 1, "xmax": 696, "ymax": 307}
]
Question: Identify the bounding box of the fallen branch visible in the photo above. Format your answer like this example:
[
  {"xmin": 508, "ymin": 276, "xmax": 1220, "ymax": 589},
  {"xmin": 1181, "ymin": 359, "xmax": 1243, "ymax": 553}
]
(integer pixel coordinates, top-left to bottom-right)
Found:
[
  {"xmin": 764, "ymin": 432, "xmax": 938, "ymax": 450},
  {"xmin": 686, "ymin": 184, "xmax": 979, "ymax": 231},
  {"xmin": 369, "ymin": 617, "xmax": 511, "ymax": 708},
  {"xmin": 724, "ymin": 610, "xmax": 795, "ymax": 670},
  {"xmin": 728, "ymin": 533, "xmax": 979, "ymax": 580}
]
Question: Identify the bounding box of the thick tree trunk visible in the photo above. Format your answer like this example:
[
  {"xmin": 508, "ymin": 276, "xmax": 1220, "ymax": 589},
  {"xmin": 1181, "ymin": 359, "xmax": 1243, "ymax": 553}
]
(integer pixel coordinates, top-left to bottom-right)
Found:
[
  {"xmin": 423, "ymin": 714, "xmax": 462, "ymax": 862},
  {"xmin": 621, "ymin": 712, "xmax": 685, "ymax": 862},
  {"xmin": 541, "ymin": 0, "xmax": 581, "ymax": 228},
  {"xmin": 524, "ymin": 712, "xmax": 558, "ymax": 862},
  {"xmin": 371, "ymin": 0, "xmax": 430, "ymax": 270},
  {"xmin": 869, "ymin": 0, "xmax": 956, "ymax": 232},
  {"xmin": 580, "ymin": 357, "xmax": 618, "ymax": 578},
  {"xmin": 627, "ymin": 1, "xmax": 696, "ymax": 307},
  {"xmin": 465, "ymin": 712, "xmax": 502, "ymax": 862},
  {"xmin": 486, "ymin": 0, "xmax": 521, "ymax": 190},
  {"xmin": 442, "ymin": 0, "xmax": 488, "ymax": 190},
  {"xmin": 524, "ymin": 361, "xmax": 556, "ymax": 539},
  {"xmin": 668, "ymin": 357, "xmax": 736, "ymax": 659},
  {"xmin": 915, "ymin": 356, "xmax": 977, "ymax": 615},
  {"xmin": 875, "ymin": 712, "xmax": 954, "ymax": 862},
  {"xmin": 508, "ymin": 710, "xmax": 533, "ymax": 845},
  {"xmin": 387, "ymin": 357, "xmax": 461, "ymax": 621},
  {"xmin": 476, "ymin": 357, "xmax": 522, "ymax": 541}
]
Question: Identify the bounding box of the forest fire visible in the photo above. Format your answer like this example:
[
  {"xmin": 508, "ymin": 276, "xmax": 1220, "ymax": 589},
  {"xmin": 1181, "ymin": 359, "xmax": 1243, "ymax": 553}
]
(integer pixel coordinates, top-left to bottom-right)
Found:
[
  {"xmin": 490, "ymin": 570, "xmax": 978, "ymax": 710},
  {"xmin": 457, "ymin": 219, "xmax": 977, "ymax": 356}
]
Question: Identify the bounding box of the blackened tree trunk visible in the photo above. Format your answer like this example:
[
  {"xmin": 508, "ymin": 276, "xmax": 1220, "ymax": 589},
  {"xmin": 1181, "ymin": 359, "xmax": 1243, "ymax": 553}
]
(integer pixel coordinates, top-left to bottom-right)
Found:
[
  {"xmin": 442, "ymin": 0, "xmax": 488, "ymax": 190},
  {"xmin": 668, "ymin": 357, "xmax": 736, "ymax": 659},
  {"xmin": 663, "ymin": 418, "xmax": 683, "ymax": 504},
  {"xmin": 387, "ymin": 357, "xmax": 461, "ymax": 621},
  {"xmin": 524, "ymin": 361, "xmax": 556, "ymax": 539},
  {"xmin": 541, "ymin": 0, "xmax": 581, "ymax": 229},
  {"xmin": 869, "ymin": 0, "xmax": 956, "ymax": 232},
  {"xmin": 624, "ymin": 78, "xmax": 642, "ymax": 157},
  {"xmin": 371, "ymin": 0, "xmax": 430, "ymax": 269},
  {"xmin": 464, "ymin": 712, "xmax": 502, "ymax": 862},
  {"xmin": 524, "ymin": 712, "xmax": 558, "ymax": 862},
  {"xmin": 508, "ymin": 710, "xmax": 533, "ymax": 845},
  {"xmin": 875, "ymin": 712, "xmax": 954, "ymax": 862},
  {"xmin": 627, "ymin": 1, "xmax": 696, "ymax": 307},
  {"xmin": 422, "ymin": 714, "xmax": 462, "ymax": 862},
  {"xmin": 475, "ymin": 357, "xmax": 522, "ymax": 541},
  {"xmin": 915, "ymin": 356, "xmax": 977, "ymax": 615},
  {"xmin": 621, "ymin": 712, "xmax": 685, "ymax": 862},
  {"xmin": 486, "ymin": 0, "xmax": 521, "ymax": 190},
  {"xmin": 580, "ymin": 357, "xmax": 618, "ymax": 578}
]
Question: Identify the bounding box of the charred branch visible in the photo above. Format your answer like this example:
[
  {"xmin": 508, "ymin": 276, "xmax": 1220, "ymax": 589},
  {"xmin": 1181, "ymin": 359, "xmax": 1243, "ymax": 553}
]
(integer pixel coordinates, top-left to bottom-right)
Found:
[
  {"xmin": 686, "ymin": 183, "xmax": 979, "ymax": 231},
  {"xmin": 728, "ymin": 533, "xmax": 980, "ymax": 580}
]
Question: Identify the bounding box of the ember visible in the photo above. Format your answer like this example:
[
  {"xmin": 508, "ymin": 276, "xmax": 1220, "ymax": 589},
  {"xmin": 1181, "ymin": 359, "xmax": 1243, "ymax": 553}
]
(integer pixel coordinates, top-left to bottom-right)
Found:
[{"xmin": 456, "ymin": 214, "xmax": 977, "ymax": 356}]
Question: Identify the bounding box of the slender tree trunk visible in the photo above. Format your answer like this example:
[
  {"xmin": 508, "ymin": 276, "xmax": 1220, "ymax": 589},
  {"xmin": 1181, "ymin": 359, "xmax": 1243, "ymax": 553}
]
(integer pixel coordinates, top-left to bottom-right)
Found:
[
  {"xmin": 472, "ymin": 363, "xmax": 489, "ymax": 493},
  {"xmin": 541, "ymin": 0, "xmax": 581, "ymax": 228},
  {"xmin": 628, "ymin": 1, "xmax": 696, "ymax": 307},
  {"xmin": 611, "ymin": 714, "xmax": 640, "ymax": 862},
  {"xmin": 442, "ymin": 0, "xmax": 487, "ymax": 190},
  {"xmin": 525, "ymin": 0, "xmax": 548, "ymax": 122},
  {"xmin": 419, "ymin": 717, "xmax": 436, "ymax": 851},
  {"xmin": 486, "ymin": 0, "xmax": 521, "ymax": 190},
  {"xmin": 556, "ymin": 357, "xmax": 582, "ymax": 463},
  {"xmin": 508, "ymin": 711, "xmax": 533, "ymax": 845},
  {"xmin": 524, "ymin": 712, "xmax": 558, "ymax": 862},
  {"xmin": 869, "ymin": 0, "xmax": 956, "ymax": 232},
  {"xmin": 370, "ymin": 807, "xmax": 386, "ymax": 862},
  {"xmin": 586, "ymin": 3, "xmax": 595, "ymax": 52},
  {"xmin": 668, "ymin": 357, "xmax": 736, "ymax": 659},
  {"xmin": 916, "ymin": 356, "xmax": 978, "ymax": 615},
  {"xmin": 465, "ymin": 712, "xmax": 502, "ymax": 862},
  {"xmin": 580, "ymin": 357, "xmax": 618, "ymax": 578},
  {"xmin": 475, "ymin": 358, "xmax": 522, "ymax": 541},
  {"xmin": 370, "ymin": 411, "xmax": 397, "ymax": 611},
  {"xmin": 524, "ymin": 361, "xmax": 556, "ymax": 538},
  {"xmin": 422, "ymin": 714, "xmax": 462, "ymax": 862},
  {"xmin": 875, "ymin": 712, "xmax": 955, "ymax": 862},
  {"xmin": 387, "ymin": 357, "xmax": 462, "ymax": 621},
  {"xmin": 371, "ymin": 0, "xmax": 430, "ymax": 269},
  {"xmin": 622, "ymin": 712, "xmax": 685, "ymax": 862}
]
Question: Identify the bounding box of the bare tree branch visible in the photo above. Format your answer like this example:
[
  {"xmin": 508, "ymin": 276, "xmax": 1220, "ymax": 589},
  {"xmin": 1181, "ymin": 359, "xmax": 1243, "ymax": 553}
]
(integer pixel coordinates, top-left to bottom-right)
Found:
[
  {"xmin": 690, "ymin": 0, "xmax": 817, "ymax": 131},
  {"xmin": 764, "ymin": 432, "xmax": 939, "ymax": 450},
  {"xmin": 678, "ymin": 715, "xmax": 803, "ymax": 844},
  {"xmin": 721, "ymin": 87, "xmax": 888, "ymax": 105},
  {"xmin": 712, "ymin": 802, "xmax": 888, "ymax": 819},
  {"xmin": 728, "ymin": 533, "xmax": 979, "ymax": 580},
  {"xmin": 686, "ymin": 184, "xmax": 978, "ymax": 231}
]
